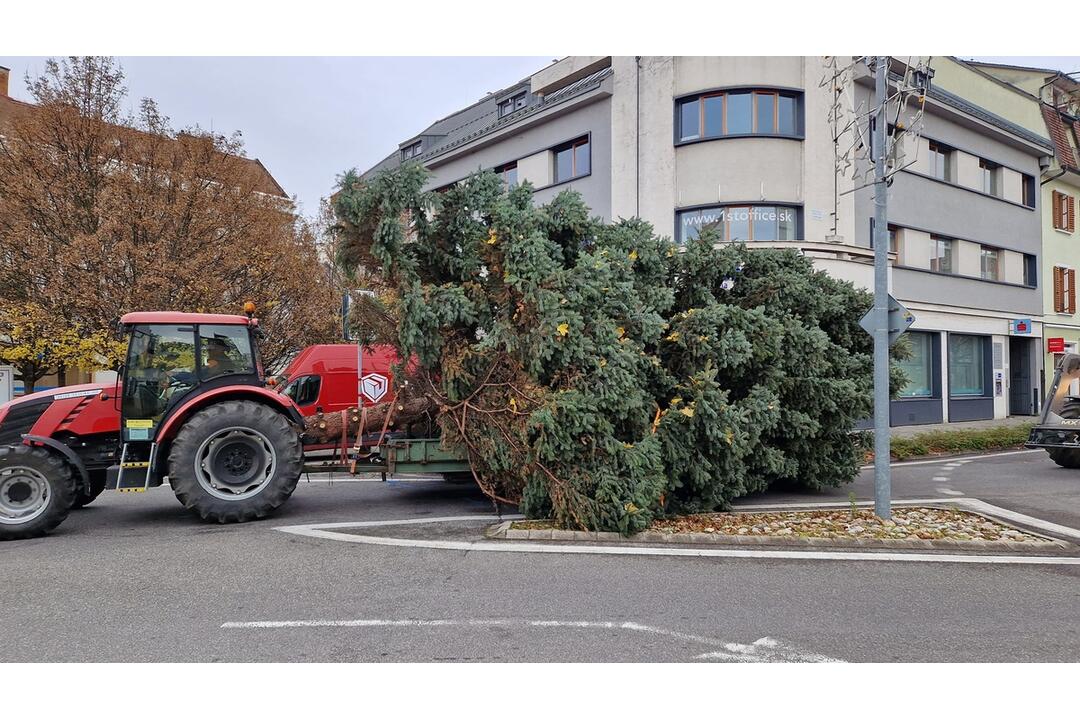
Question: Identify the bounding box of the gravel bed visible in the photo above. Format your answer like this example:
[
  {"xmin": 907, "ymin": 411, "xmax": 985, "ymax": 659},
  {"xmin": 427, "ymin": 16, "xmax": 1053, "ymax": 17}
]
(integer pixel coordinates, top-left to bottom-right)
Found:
[{"xmin": 513, "ymin": 507, "xmax": 1048, "ymax": 543}]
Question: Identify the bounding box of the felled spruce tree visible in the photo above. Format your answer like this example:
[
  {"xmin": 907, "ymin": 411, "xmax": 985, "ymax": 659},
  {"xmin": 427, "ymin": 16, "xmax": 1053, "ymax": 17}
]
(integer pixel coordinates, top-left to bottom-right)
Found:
[{"xmin": 332, "ymin": 164, "xmax": 878, "ymax": 532}]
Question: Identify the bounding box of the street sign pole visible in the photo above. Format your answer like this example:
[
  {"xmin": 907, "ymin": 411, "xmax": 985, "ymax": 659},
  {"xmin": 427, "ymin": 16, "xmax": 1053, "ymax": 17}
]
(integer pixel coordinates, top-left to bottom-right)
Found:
[{"xmin": 872, "ymin": 56, "xmax": 892, "ymax": 520}]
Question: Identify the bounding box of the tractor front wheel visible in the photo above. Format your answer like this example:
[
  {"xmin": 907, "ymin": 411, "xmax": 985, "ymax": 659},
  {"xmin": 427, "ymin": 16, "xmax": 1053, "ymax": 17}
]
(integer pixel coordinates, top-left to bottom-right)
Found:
[
  {"xmin": 168, "ymin": 400, "xmax": 302, "ymax": 523},
  {"xmin": 0, "ymin": 444, "xmax": 76, "ymax": 540}
]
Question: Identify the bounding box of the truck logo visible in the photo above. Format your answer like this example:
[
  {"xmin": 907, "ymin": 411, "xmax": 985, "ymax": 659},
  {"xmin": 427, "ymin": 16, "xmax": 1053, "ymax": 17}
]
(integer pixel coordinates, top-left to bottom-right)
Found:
[{"xmin": 360, "ymin": 373, "xmax": 389, "ymax": 403}]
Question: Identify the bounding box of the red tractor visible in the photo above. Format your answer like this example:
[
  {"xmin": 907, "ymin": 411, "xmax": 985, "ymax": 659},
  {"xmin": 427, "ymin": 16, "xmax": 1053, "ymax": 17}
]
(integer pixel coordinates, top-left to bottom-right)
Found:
[{"xmin": 0, "ymin": 308, "xmax": 306, "ymax": 540}]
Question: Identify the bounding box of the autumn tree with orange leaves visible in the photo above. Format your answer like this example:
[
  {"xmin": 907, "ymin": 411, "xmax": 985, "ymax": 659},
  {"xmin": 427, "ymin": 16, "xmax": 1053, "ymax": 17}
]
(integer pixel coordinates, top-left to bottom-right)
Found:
[{"xmin": 0, "ymin": 56, "xmax": 340, "ymax": 388}]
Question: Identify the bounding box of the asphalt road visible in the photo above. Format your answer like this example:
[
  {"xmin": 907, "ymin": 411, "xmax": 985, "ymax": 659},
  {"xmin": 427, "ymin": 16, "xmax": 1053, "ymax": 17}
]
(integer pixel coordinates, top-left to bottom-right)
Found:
[{"xmin": 3, "ymin": 450, "xmax": 1079, "ymax": 662}]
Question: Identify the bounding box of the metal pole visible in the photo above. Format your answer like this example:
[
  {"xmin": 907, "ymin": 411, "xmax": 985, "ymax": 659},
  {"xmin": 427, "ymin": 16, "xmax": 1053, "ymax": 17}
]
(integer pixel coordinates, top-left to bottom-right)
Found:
[{"xmin": 872, "ymin": 56, "xmax": 892, "ymax": 520}]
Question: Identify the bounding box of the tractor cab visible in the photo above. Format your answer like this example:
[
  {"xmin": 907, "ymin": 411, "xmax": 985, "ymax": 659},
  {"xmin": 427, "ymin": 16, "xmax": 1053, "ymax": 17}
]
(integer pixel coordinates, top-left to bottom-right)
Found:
[{"xmin": 114, "ymin": 309, "xmax": 265, "ymax": 491}]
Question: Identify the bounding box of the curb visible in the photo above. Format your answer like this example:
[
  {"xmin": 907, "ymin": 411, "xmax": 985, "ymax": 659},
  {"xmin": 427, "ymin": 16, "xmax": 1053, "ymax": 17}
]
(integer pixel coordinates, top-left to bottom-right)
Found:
[{"xmin": 489, "ymin": 523, "xmax": 1071, "ymax": 552}]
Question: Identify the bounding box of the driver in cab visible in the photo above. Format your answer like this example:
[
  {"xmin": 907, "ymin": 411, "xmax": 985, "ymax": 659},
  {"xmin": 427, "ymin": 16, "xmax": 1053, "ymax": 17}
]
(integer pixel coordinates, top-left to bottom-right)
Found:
[{"xmin": 202, "ymin": 337, "xmax": 243, "ymax": 379}]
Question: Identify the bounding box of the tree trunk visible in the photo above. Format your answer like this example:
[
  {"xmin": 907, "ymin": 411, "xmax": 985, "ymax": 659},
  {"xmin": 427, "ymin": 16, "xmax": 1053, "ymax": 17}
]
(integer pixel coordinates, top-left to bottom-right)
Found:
[
  {"xmin": 57, "ymin": 363, "xmax": 67, "ymax": 387},
  {"xmin": 301, "ymin": 395, "xmax": 438, "ymax": 445}
]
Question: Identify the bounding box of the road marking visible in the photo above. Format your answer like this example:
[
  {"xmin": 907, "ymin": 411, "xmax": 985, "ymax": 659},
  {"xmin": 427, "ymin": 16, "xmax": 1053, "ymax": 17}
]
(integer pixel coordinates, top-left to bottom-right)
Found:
[
  {"xmin": 937, "ymin": 488, "xmax": 964, "ymax": 496},
  {"xmin": 860, "ymin": 449, "xmax": 1041, "ymax": 470},
  {"xmin": 932, "ymin": 476, "xmax": 950, "ymax": 482},
  {"xmin": 219, "ymin": 617, "xmax": 841, "ymax": 662},
  {"xmin": 273, "ymin": 511, "xmax": 1080, "ymax": 565}
]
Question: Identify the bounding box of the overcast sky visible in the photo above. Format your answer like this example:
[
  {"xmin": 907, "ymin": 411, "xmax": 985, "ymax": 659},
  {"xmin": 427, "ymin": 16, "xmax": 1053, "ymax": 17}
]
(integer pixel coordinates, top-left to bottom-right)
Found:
[{"xmin": 2, "ymin": 56, "xmax": 1078, "ymax": 218}]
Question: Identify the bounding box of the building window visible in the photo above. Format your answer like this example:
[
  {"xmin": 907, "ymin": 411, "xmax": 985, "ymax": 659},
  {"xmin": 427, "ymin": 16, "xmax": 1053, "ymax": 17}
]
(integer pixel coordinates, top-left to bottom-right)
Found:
[
  {"xmin": 1053, "ymin": 190, "xmax": 1076, "ymax": 232},
  {"xmin": 949, "ymin": 334, "xmax": 988, "ymax": 397},
  {"xmin": 676, "ymin": 89, "xmax": 801, "ymax": 142},
  {"xmin": 979, "ymin": 246, "xmax": 1000, "ymax": 281},
  {"xmin": 979, "ymin": 158, "xmax": 1000, "ymax": 196},
  {"xmin": 401, "ymin": 140, "xmax": 422, "ymax": 161},
  {"xmin": 1054, "ymin": 265, "xmax": 1076, "ymax": 314},
  {"xmin": 494, "ymin": 162, "xmax": 518, "ymax": 187},
  {"xmin": 928, "ymin": 141, "xmax": 952, "ymax": 181},
  {"xmin": 553, "ymin": 137, "xmax": 590, "ymax": 183},
  {"xmin": 498, "ymin": 92, "xmax": 527, "ymax": 118},
  {"xmin": 1022, "ymin": 173, "xmax": 1037, "ymax": 208},
  {"xmin": 897, "ymin": 332, "xmax": 935, "ymax": 398},
  {"xmin": 678, "ymin": 205, "xmax": 799, "ymax": 244},
  {"xmin": 930, "ymin": 236, "xmax": 954, "ymax": 273},
  {"xmin": 869, "ymin": 219, "xmax": 899, "ymax": 252},
  {"xmin": 1024, "ymin": 254, "xmax": 1038, "ymax": 287}
]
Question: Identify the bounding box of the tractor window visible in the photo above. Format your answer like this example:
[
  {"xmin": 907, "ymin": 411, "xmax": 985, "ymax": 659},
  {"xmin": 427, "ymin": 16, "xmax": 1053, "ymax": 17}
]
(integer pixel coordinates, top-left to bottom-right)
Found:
[
  {"xmin": 198, "ymin": 325, "xmax": 255, "ymax": 380},
  {"xmin": 122, "ymin": 324, "xmax": 198, "ymax": 426},
  {"xmin": 284, "ymin": 374, "xmax": 321, "ymax": 406}
]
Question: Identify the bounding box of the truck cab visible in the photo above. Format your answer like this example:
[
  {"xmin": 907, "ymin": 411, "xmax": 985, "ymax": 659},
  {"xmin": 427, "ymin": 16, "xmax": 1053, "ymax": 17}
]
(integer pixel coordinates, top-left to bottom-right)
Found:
[{"xmin": 275, "ymin": 344, "xmax": 399, "ymax": 416}]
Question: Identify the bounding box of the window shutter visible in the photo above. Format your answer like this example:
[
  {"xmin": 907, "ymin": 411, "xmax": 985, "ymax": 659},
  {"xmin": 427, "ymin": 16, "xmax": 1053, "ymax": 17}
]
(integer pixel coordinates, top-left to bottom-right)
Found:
[
  {"xmin": 1053, "ymin": 191, "xmax": 1063, "ymax": 229},
  {"xmin": 1054, "ymin": 266, "xmax": 1065, "ymax": 312},
  {"xmin": 1069, "ymin": 195, "xmax": 1076, "ymax": 233},
  {"xmin": 1069, "ymin": 268, "xmax": 1077, "ymax": 314}
]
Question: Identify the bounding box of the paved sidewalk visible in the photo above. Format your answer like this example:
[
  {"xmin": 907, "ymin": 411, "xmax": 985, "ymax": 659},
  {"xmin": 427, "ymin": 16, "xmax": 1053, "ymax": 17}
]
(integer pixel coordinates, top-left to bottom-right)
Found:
[{"xmin": 888, "ymin": 415, "xmax": 1036, "ymax": 438}]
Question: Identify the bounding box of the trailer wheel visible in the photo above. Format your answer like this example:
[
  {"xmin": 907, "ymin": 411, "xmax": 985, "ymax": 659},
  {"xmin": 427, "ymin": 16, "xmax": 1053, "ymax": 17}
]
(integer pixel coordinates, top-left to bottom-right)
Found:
[
  {"xmin": 168, "ymin": 400, "xmax": 302, "ymax": 523},
  {"xmin": 0, "ymin": 444, "xmax": 76, "ymax": 540},
  {"xmin": 73, "ymin": 470, "xmax": 107, "ymax": 509}
]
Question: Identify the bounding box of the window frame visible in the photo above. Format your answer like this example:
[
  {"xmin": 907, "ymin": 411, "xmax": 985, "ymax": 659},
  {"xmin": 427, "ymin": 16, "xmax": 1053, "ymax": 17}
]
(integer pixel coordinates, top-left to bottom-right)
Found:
[
  {"xmin": 896, "ymin": 331, "xmax": 937, "ymax": 399},
  {"xmin": 978, "ymin": 158, "xmax": 1000, "ymax": 197},
  {"xmin": 928, "ymin": 140, "xmax": 952, "ymax": 182},
  {"xmin": 498, "ymin": 91, "xmax": 528, "ymax": 119},
  {"xmin": 1054, "ymin": 264, "xmax": 1076, "ymax": 314},
  {"xmin": 948, "ymin": 333, "xmax": 991, "ymax": 399},
  {"xmin": 1054, "ymin": 190, "xmax": 1076, "ymax": 232},
  {"xmin": 979, "ymin": 245, "xmax": 1001, "ymax": 281},
  {"xmin": 929, "ymin": 235, "xmax": 955, "ymax": 274},
  {"xmin": 552, "ymin": 136, "xmax": 591, "ymax": 184},
  {"xmin": 494, "ymin": 161, "xmax": 518, "ymax": 188},
  {"xmin": 676, "ymin": 204, "xmax": 801, "ymax": 244},
  {"xmin": 400, "ymin": 140, "xmax": 422, "ymax": 161},
  {"xmin": 674, "ymin": 87, "xmax": 803, "ymax": 144}
]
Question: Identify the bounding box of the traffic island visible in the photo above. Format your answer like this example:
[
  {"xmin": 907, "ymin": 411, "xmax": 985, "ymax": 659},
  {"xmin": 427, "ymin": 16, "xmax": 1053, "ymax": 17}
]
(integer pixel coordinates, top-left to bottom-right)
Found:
[{"xmin": 486, "ymin": 506, "xmax": 1071, "ymax": 552}]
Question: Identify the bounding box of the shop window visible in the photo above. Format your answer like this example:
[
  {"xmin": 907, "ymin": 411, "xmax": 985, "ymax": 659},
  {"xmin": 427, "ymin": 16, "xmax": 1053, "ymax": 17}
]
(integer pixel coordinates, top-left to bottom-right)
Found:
[
  {"xmin": 677, "ymin": 205, "xmax": 799, "ymax": 244},
  {"xmin": 897, "ymin": 332, "xmax": 935, "ymax": 398},
  {"xmin": 949, "ymin": 334, "xmax": 988, "ymax": 397},
  {"xmin": 676, "ymin": 89, "xmax": 802, "ymax": 142}
]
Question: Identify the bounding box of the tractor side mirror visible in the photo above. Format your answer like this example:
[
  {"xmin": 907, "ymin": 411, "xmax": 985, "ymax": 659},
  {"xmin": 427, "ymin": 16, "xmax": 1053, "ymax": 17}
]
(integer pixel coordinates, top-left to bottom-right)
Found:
[{"xmin": 112, "ymin": 364, "xmax": 124, "ymax": 412}]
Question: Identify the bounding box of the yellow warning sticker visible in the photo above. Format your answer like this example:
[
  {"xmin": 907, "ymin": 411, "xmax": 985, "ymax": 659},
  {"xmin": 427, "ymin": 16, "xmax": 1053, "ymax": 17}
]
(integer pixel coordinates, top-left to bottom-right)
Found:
[{"xmin": 126, "ymin": 419, "xmax": 153, "ymax": 429}]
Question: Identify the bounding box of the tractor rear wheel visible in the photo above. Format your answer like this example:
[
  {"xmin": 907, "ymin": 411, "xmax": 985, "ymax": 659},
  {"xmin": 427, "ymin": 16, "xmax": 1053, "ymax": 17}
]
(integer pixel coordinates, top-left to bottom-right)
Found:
[
  {"xmin": 73, "ymin": 470, "xmax": 107, "ymax": 509},
  {"xmin": 1047, "ymin": 399, "xmax": 1080, "ymax": 469},
  {"xmin": 0, "ymin": 444, "xmax": 76, "ymax": 540},
  {"xmin": 168, "ymin": 400, "xmax": 302, "ymax": 523}
]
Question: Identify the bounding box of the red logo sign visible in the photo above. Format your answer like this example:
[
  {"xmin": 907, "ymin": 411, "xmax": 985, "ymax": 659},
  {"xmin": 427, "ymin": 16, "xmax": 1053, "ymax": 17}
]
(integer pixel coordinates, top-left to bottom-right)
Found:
[{"xmin": 1048, "ymin": 337, "xmax": 1066, "ymax": 354}]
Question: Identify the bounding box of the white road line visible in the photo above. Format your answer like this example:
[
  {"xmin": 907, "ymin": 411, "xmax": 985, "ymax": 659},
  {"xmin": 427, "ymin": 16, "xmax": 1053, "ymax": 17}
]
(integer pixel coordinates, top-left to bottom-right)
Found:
[
  {"xmin": 959, "ymin": 498, "xmax": 1080, "ymax": 542},
  {"xmin": 937, "ymin": 488, "xmax": 965, "ymax": 496},
  {"xmin": 860, "ymin": 449, "xmax": 1041, "ymax": 470},
  {"xmin": 219, "ymin": 618, "xmax": 842, "ymax": 662},
  {"xmin": 273, "ymin": 511, "xmax": 1080, "ymax": 566},
  {"xmin": 931, "ymin": 476, "xmax": 950, "ymax": 482}
]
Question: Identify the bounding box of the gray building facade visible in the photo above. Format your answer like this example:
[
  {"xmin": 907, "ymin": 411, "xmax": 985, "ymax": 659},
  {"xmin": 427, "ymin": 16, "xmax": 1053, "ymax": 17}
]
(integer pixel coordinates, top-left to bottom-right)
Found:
[{"xmin": 359, "ymin": 56, "xmax": 1055, "ymax": 426}]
